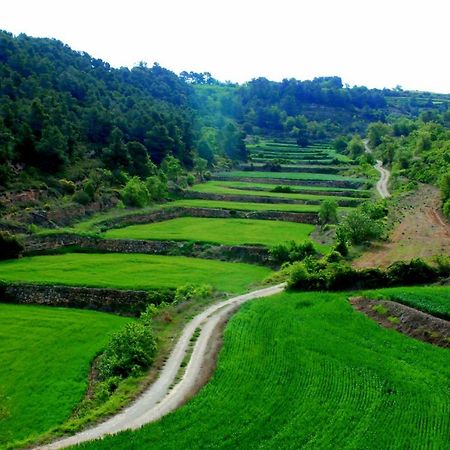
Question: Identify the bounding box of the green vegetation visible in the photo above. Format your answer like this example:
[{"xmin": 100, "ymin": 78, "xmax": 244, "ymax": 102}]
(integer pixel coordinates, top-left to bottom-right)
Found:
[
  {"xmin": 169, "ymin": 199, "xmax": 322, "ymax": 213},
  {"xmin": 103, "ymin": 217, "xmax": 319, "ymax": 248},
  {"xmin": 0, "ymin": 303, "xmax": 130, "ymax": 448},
  {"xmin": 363, "ymin": 285, "xmax": 450, "ymax": 320},
  {"xmin": 0, "ymin": 253, "xmax": 271, "ymax": 293},
  {"xmin": 190, "ymin": 182, "xmax": 361, "ymax": 203},
  {"xmin": 216, "ymin": 170, "xmax": 366, "ymax": 182},
  {"xmin": 77, "ymin": 291, "xmax": 450, "ymax": 450},
  {"xmin": 0, "ymin": 231, "xmax": 23, "ymax": 261}
]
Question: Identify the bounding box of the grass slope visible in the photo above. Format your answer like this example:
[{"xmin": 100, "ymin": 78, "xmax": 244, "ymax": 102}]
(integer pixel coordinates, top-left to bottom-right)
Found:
[
  {"xmin": 190, "ymin": 182, "xmax": 360, "ymax": 202},
  {"xmin": 0, "ymin": 253, "xmax": 270, "ymax": 293},
  {"xmin": 103, "ymin": 217, "xmax": 322, "ymax": 248},
  {"xmin": 215, "ymin": 170, "xmax": 365, "ymax": 182},
  {"xmin": 362, "ymin": 285, "xmax": 450, "ymax": 320},
  {"xmin": 169, "ymin": 199, "xmax": 322, "ymax": 212},
  {"xmin": 0, "ymin": 304, "xmax": 130, "ymax": 448},
  {"xmin": 78, "ymin": 291, "xmax": 450, "ymax": 450}
]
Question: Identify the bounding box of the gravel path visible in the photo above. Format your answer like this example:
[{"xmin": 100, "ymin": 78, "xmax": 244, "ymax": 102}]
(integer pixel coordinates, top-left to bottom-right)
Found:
[
  {"xmin": 38, "ymin": 283, "xmax": 285, "ymax": 449},
  {"xmin": 363, "ymin": 139, "xmax": 390, "ymax": 198}
]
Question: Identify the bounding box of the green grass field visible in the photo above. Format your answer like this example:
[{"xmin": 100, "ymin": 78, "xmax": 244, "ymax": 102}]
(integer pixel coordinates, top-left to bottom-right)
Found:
[
  {"xmin": 190, "ymin": 182, "xmax": 360, "ymax": 202},
  {"xmin": 103, "ymin": 217, "xmax": 325, "ymax": 248},
  {"xmin": 215, "ymin": 170, "xmax": 365, "ymax": 182},
  {"xmin": 362, "ymin": 285, "xmax": 450, "ymax": 320},
  {"xmin": 0, "ymin": 253, "xmax": 271, "ymax": 293},
  {"xmin": 197, "ymin": 180, "xmax": 371, "ymax": 195},
  {"xmin": 169, "ymin": 199, "xmax": 323, "ymax": 212},
  {"xmin": 0, "ymin": 303, "xmax": 130, "ymax": 448},
  {"xmin": 77, "ymin": 291, "xmax": 450, "ymax": 450}
]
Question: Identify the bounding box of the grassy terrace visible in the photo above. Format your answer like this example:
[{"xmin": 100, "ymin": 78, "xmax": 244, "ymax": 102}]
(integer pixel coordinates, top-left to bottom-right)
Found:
[
  {"xmin": 0, "ymin": 254, "xmax": 271, "ymax": 293},
  {"xmin": 103, "ymin": 217, "xmax": 327, "ymax": 249},
  {"xmin": 78, "ymin": 291, "xmax": 450, "ymax": 450},
  {"xmin": 169, "ymin": 199, "xmax": 324, "ymax": 213},
  {"xmin": 196, "ymin": 180, "xmax": 371, "ymax": 195},
  {"xmin": 190, "ymin": 182, "xmax": 361, "ymax": 203},
  {"xmin": 362, "ymin": 285, "xmax": 450, "ymax": 320},
  {"xmin": 215, "ymin": 170, "xmax": 366, "ymax": 182},
  {"xmin": 0, "ymin": 304, "xmax": 130, "ymax": 448}
]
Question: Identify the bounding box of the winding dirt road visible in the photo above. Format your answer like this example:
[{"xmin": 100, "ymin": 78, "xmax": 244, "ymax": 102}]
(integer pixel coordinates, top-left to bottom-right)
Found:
[
  {"xmin": 363, "ymin": 139, "xmax": 390, "ymax": 198},
  {"xmin": 374, "ymin": 159, "xmax": 390, "ymax": 198},
  {"xmin": 38, "ymin": 283, "xmax": 285, "ymax": 449}
]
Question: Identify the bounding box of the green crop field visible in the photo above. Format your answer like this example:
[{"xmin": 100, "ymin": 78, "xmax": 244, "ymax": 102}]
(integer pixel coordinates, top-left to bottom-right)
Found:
[
  {"xmin": 190, "ymin": 182, "xmax": 360, "ymax": 203},
  {"xmin": 169, "ymin": 199, "xmax": 323, "ymax": 212},
  {"xmin": 197, "ymin": 180, "xmax": 371, "ymax": 195},
  {"xmin": 0, "ymin": 253, "xmax": 271, "ymax": 293},
  {"xmin": 103, "ymin": 217, "xmax": 327, "ymax": 249},
  {"xmin": 362, "ymin": 285, "xmax": 450, "ymax": 320},
  {"xmin": 77, "ymin": 291, "xmax": 450, "ymax": 450},
  {"xmin": 215, "ymin": 170, "xmax": 365, "ymax": 182},
  {"xmin": 0, "ymin": 303, "xmax": 130, "ymax": 448}
]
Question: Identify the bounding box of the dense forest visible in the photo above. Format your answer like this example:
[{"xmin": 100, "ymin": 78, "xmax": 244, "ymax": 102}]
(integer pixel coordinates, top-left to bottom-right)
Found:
[{"xmin": 0, "ymin": 30, "xmax": 449, "ymax": 212}]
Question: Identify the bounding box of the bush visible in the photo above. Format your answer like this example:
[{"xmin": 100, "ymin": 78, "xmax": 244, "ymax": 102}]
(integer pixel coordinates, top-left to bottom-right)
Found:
[
  {"xmin": 287, "ymin": 258, "xmax": 444, "ymax": 292},
  {"xmin": 270, "ymin": 240, "xmax": 317, "ymax": 265},
  {"xmin": 121, "ymin": 176, "xmax": 150, "ymax": 208},
  {"xmin": 72, "ymin": 190, "xmax": 91, "ymax": 205},
  {"xmin": 272, "ymin": 185, "xmax": 293, "ymax": 193},
  {"xmin": 59, "ymin": 178, "xmax": 76, "ymax": 194},
  {"xmin": 0, "ymin": 231, "xmax": 24, "ymax": 260},
  {"xmin": 98, "ymin": 322, "xmax": 157, "ymax": 380},
  {"xmin": 174, "ymin": 284, "xmax": 213, "ymax": 303},
  {"xmin": 319, "ymin": 199, "xmax": 338, "ymax": 225},
  {"xmin": 338, "ymin": 208, "xmax": 385, "ymax": 245}
]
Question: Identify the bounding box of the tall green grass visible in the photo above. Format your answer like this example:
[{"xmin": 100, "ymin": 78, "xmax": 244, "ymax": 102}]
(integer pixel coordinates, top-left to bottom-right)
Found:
[
  {"xmin": 77, "ymin": 291, "xmax": 450, "ymax": 450},
  {"xmin": 0, "ymin": 304, "xmax": 130, "ymax": 448},
  {"xmin": 0, "ymin": 253, "xmax": 271, "ymax": 293}
]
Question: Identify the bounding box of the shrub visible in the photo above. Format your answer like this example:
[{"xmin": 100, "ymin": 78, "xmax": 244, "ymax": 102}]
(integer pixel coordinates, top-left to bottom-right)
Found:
[
  {"xmin": 72, "ymin": 190, "xmax": 91, "ymax": 205},
  {"xmin": 59, "ymin": 178, "xmax": 76, "ymax": 194},
  {"xmin": 319, "ymin": 199, "xmax": 338, "ymax": 225},
  {"xmin": 386, "ymin": 259, "xmax": 438, "ymax": 286},
  {"xmin": 121, "ymin": 176, "xmax": 150, "ymax": 208},
  {"xmin": 98, "ymin": 322, "xmax": 157, "ymax": 380},
  {"xmin": 204, "ymin": 170, "xmax": 212, "ymax": 180},
  {"xmin": 186, "ymin": 173, "xmax": 195, "ymax": 186},
  {"xmin": 174, "ymin": 284, "xmax": 213, "ymax": 303},
  {"xmin": 272, "ymin": 185, "xmax": 293, "ymax": 193},
  {"xmin": 270, "ymin": 240, "xmax": 317, "ymax": 265},
  {"xmin": 338, "ymin": 208, "xmax": 385, "ymax": 245},
  {"xmin": 0, "ymin": 231, "xmax": 24, "ymax": 260}
]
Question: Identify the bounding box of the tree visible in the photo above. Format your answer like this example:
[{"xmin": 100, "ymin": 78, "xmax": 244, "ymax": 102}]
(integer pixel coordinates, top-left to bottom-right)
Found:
[
  {"xmin": 367, "ymin": 122, "xmax": 390, "ymax": 148},
  {"xmin": 338, "ymin": 209, "xmax": 385, "ymax": 245},
  {"xmin": 121, "ymin": 176, "xmax": 150, "ymax": 207},
  {"xmin": 126, "ymin": 141, "xmax": 153, "ymax": 178},
  {"xmin": 102, "ymin": 128, "xmax": 131, "ymax": 172},
  {"xmin": 36, "ymin": 125, "xmax": 68, "ymax": 172},
  {"xmin": 319, "ymin": 199, "xmax": 338, "ymax": 225},
  {"xmin": 347, "ymin": 135, "xmax": 365, "ymax": 159}
]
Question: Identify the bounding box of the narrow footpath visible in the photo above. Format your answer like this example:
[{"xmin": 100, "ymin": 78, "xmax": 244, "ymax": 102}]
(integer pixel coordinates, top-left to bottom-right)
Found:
[
  {"xmin": 363, "ymin": 139, "xmax": 390, "ymax": 198},
  {"xmin": 38, "ymin": 283, "xmax": 285, "ymax": 449}
]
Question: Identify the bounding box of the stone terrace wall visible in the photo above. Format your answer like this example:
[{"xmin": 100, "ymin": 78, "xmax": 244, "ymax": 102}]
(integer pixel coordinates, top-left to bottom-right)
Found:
[
  {"xmin": 99, "ymin": 207, "xmax": 318, "ymax": 229},
  {"xmin": 1, "ymin": 283, "xmax": 161, "ymax": 315},
  {"xmin": 182, "ymin": 192, "xmax": 360, "ymax": 207},
  {"xmin": 211, "ymin": 176, "xmax": 365, "ymax": 189},
  {"xmin": 24, "ymin": 234, "xmax": 272, "ymax": 266}
]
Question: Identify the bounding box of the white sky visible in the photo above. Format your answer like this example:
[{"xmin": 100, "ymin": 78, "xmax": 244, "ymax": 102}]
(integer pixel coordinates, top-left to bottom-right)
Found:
[{"xmin": 1, "ymin": 0, "xmax": 449, "ymax": 93}]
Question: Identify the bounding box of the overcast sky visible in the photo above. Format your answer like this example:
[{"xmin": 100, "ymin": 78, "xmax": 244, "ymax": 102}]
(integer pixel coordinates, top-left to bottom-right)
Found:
[{"xmin": 1, "ymin": 0, "xmax": 449, "ymax": 93}]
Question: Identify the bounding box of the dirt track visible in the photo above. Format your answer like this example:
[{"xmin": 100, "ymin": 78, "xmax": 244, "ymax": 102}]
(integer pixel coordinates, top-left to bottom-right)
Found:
[
  {"xmin": 354, "ymin": 185, "xmax": 450, "ymax": 268},
  {"xmin": 374, "ymin": 160, "xmax": 390, "ymax": 198},
  {"xmin": 38, "ymin": 284, "xmax": 285, "ymax": 449}
]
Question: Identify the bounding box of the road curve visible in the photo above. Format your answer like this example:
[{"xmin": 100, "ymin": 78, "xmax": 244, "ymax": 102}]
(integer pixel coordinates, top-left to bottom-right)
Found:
[
  {"xmin": 374, "ymin": 160, "xmax": 391, "ymax": 199},
  {"xmin": 38, "ymin": 283, "xmax": 286, "ymax": 449},
  {"xmin": 363, "ymin": 139, "xmax": 391, "ymax": 199}
]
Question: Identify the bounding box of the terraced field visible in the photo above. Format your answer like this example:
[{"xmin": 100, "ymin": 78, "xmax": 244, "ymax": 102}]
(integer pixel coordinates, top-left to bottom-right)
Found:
[
  {"xmin": 0, "ymin": 303, "xmax": 130, "ymax": 449},
  {"xmin": 215, "ymin": 170, "xmax": 365, "ymax": 182},
  {"xmin": 78, "ymin": 291, "xmax": 450, "ymax": 450},
  {"xmin": 0, "ymin": 253, "xmax": 271, "ymax": 293},
  {"xmin": 103, "ymin": 217, "xmax": 327, "ymax": 249},
  {"xmin": 169, "ymin": 198, "xmax": 323, "ymax": 212},
  {"xmin": 362, "ymin": 285, "xmax": 450, "ymax": 320}
]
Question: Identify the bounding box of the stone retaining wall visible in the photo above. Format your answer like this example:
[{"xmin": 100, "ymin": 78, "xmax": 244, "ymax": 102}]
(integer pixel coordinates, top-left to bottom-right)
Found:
[
  {"xmin": 24, "ymin": 233, "xmax": 272, "ymax": 266},
  {"xmin": 211, "ymin": 176, "xmax": 365, "ymax": 189},
  {"xmin": 0, "ymin": 283, "xmax": 165, "ymax": 315},
  {"xmin": 99, "ymin": 207, "xmax": 318, "ymax": 229}
]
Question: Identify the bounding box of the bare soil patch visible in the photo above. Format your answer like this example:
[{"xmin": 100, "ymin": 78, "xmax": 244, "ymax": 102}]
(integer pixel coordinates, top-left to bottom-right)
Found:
[
  {"xmin": 354, "ymin": 185, "xmax": 450, "ymax": 268},
  {"xmin": 350, "ymin": 296, "xmax": 450, "ymax": 348}
]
